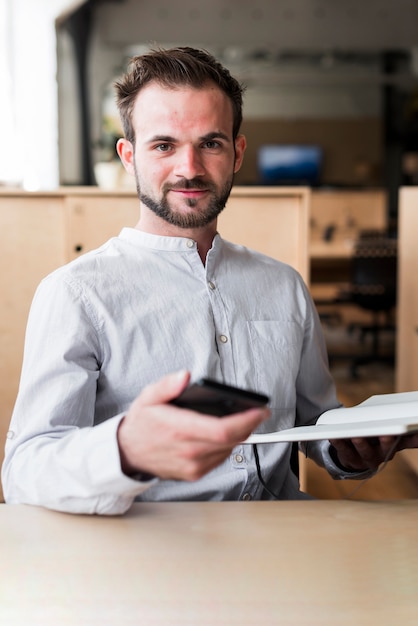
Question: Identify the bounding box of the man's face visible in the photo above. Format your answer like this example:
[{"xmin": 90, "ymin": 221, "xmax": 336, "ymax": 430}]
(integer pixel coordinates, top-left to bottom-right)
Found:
[{"xmin": 119, "ymin": 82, "xmax": 245, "ymax": 230}]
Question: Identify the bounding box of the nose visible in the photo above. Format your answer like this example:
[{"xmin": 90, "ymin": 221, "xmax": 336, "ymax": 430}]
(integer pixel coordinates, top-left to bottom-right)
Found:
[{"xmin": 173, "ymin": 145, "xmax": 205, "ymax": 180}]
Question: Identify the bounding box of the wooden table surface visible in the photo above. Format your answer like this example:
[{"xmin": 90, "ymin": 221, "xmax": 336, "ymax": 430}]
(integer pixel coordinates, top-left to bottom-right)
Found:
[{"xmin": 1, "ymin": 500, "xmax": 417, "ymax": 625}]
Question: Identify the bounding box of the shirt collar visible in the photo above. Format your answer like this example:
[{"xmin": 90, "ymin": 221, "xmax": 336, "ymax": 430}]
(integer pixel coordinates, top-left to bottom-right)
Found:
[{"xmin": 119, "ymin": 227, "xmax": 222, "ymax": 253}]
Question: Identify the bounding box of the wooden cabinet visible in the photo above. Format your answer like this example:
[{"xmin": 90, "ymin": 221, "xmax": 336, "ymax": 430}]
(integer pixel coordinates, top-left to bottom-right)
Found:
[
  {"xmin": 309, "ymin": 189, "xmax": 387, "ymax": 261},
  {"xmin": 65, "ymin": 191, "xmax": 139, "ymax": 260},
  {"xmin": 0, "ymin": 186, "xmax": 309, "ymax": 501},
  {"xmin": 220, "ymin": 187, "xmax": 309, "ymax": 279},
  {"xmin": 396, "ymin": 187, "xmax": 418, "ymax": 392},
  {"xmin": 396, "ymin": 187, "xmax": 418, "ymax": 472},
  {"xmin": 308, "ymin": 189, "xmax": 387, "ymax": 294},
  {"xmin": 310, "ymin": 189, "xmax": 387, "ymax": 243}
]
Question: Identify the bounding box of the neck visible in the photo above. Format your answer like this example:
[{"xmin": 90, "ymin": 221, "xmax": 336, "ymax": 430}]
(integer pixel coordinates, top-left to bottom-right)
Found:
[{"xmin": 135, "ymin": 210, "xmax": 217, "ymax": 265}]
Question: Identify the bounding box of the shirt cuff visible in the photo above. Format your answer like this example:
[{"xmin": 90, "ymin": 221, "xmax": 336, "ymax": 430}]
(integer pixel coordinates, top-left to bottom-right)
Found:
[
  {"xmin": 88, "ymin": 413, "xmax": 159, "ymax": 494},
  {"xmin": 322, "ymin": 441, "xmax": 376, "ymax": 480}
]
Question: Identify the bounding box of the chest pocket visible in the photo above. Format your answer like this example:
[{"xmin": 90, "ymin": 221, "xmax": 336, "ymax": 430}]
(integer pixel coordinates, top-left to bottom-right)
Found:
[{"xmin": 248, "ymin": 320, "xmax": 304, "ymax": 409}]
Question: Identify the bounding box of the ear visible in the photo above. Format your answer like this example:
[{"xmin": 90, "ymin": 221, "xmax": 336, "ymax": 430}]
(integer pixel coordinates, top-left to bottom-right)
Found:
[
  {"xmin": 233, "ymin": 134, "xmax": 247, "ymax": 174},
  {"xmin": 116, "ymin": 138, "xmax": 135, "ymax": 175}
]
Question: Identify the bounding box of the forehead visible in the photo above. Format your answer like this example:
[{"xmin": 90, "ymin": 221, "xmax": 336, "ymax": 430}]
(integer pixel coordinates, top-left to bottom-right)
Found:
[{"xmin": 131, "ymin": 81, "xmax": 234, "ymax": 138}]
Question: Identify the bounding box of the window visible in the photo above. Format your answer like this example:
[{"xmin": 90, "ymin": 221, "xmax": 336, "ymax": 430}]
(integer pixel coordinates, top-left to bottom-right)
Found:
[{"xmin": 0, "ymin": 0, "xmax": 19, "ymax": 184}]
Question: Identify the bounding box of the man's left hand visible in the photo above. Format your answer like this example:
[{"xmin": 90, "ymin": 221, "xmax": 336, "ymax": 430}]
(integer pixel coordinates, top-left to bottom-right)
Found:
[{"xmin": 329, "ymin": 433, "xmax": 418, "ymax": 472}]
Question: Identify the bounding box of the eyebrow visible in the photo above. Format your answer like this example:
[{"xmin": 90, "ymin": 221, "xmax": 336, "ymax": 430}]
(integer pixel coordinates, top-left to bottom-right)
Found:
[
  {"xmin": 201, "ymin": 131, "xmax": 231, "ymax": 143},
  {"xmin": 146, "ymin": 135, "xmax": 176, "ymax": 145},
  {"xmin": 146, "ymin": 131, "xmax": 232, "ymax": 145}
]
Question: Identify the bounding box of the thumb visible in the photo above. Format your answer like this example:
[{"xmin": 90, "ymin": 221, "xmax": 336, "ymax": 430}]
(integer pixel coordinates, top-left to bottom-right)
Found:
[{"xmin": 138, "ymin": 370, "xmax": 191, "ymax": 407}]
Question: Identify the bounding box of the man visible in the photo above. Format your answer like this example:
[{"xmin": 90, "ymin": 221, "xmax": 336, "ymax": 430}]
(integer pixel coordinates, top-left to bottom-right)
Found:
[{"xmin": 2, "ymin": 47, "xmax": 412, "ymax": 514}]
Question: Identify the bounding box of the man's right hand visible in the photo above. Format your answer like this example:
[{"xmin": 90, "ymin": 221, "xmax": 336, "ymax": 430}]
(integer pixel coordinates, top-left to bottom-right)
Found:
[{"xmin": 117, "ymin": 370, "xmax": 270, "ymax": 481}]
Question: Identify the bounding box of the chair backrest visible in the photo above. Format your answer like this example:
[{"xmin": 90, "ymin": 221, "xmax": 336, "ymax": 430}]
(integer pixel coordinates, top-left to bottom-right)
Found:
[{"xmin": 350, "ymin": 234, "xmax": 397, "ymax": 312}]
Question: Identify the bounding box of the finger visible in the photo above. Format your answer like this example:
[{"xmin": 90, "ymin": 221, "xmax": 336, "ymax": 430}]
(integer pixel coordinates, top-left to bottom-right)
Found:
[
  {"xmin": 375, "ymin": 437, "xmax": 399, "ymax": 457},
  {"xmin": 349, "ymin": 437, "xmax": 398, "ymax": 468},
  {"xmin": 159, "ymin": 446, "xmax": 237, "ymax": 482},
  {"xmin": 178, "ymin": 448, "xmax": 237, "ymax": 481},
  {"xmin": 329, "ymin": 438, "xmax": 358, "ymax": 459},
  {"xmin": 329, "ymin": 438, "xmax": 368, "ymax": 470},
  {"xmin": 350, "ymin": 438, "xmax": 383, "ymax": 467},
  {"xmin": 174, "ymin": 406, "xmax": 271, "ymax": 446},
  {"xmin": 138, "ymin": 370, "xmax": 191, "ymax": 406},
  {"xmin": 216, "ymin": 408, "xmax": 271, "ymax": 443}
]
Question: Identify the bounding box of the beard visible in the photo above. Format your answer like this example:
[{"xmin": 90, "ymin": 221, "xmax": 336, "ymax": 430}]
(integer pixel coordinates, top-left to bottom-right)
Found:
[{"xmin": 133, "ymin": 162, "xmax": 234, "ymax": 229}]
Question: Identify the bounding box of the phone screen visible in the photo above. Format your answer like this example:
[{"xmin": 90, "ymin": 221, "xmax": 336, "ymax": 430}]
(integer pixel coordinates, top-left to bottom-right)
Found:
[{"xmin": 170, "ymin": 378, "xmax": 270, "ymax": 417}]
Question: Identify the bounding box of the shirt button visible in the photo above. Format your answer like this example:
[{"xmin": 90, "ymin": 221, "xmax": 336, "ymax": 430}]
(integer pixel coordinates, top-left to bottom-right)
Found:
[
  {"xmin": 234, "ymin": 454, "xmax": 244, "ymax": 464},
  {"xmin": 186, "ymin": 239, "xmax": 194, "ymax": 248},
  {"xmin": 219, "ymin": 334, "xmax": 228, "ymax": 343},
  {"xmin": 208, "ymin": 281, "xmax": 216, "ymax": 290},
  {"xmin": 6, "ymin": 430, "xmax": 15, "ymax": 439},
  {"xmin": 242, "ymin": 493, "xmax": 252, "ymax": 501}
]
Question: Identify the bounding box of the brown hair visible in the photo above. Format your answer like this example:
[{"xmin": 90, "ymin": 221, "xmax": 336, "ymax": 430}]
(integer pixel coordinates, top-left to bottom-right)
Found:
[{"xmin": 114, "ymin": 46, "xmax": 245, "ymax": 143}]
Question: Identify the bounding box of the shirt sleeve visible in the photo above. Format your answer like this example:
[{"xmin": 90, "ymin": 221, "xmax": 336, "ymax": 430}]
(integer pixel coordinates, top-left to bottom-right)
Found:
[
  {"xmin": 1, "ymin": 272, "xmax": 155, "ymax": 515},
  {"xmin": 320, "ymin": 441, "xmax": 376, "ymax": 480}
]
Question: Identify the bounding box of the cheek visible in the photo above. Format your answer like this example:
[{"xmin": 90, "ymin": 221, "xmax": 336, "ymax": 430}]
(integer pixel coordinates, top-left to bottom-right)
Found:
[
  {"xmin": 141, "ymin": 157, "xmax": 170, "ymax": 181},
  {"xmin": 139, "ymin": 165, "xmax": 173, "ymax": 197},
  {"xmin": 205, "ymin": 154, "xmax": 235, "ymax": 178},
  {"xmin": 149, "ymin": 166, "xmax": 170, "ymax": 188}
]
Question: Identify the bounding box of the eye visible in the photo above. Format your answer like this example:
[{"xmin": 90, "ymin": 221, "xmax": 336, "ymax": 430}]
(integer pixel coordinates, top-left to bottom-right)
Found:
[
  {"xmin": 203, "ymin": 140, "xmax": 221, "ymax": 150},
  {"xmin": 155, "ymin": 143, "xmax": 172, "ymax": 152}
]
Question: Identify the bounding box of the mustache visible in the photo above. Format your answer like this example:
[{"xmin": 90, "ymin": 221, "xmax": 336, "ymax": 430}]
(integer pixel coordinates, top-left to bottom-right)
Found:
[{"xmin": 164, "ymin": 178, "xmax": 215, "ymax": 192}]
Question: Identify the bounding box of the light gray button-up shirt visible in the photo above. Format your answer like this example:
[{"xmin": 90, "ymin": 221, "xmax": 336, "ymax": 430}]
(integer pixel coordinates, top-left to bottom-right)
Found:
[{"xmin": 2, "ymin": 228, "xmax": 349, "ymax": 515}]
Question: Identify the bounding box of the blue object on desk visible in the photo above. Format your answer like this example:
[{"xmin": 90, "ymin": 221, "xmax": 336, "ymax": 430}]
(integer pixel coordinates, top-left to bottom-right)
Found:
[{"xmin": 258, "ymin": 144, "xmax": 322, "ymax": 186}]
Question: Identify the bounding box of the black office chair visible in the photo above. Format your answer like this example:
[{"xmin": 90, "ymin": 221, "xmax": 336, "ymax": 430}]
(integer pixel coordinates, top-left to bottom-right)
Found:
[{"xmin": 339, "ymin": 232, "xmax": 397, "ymax": 377}]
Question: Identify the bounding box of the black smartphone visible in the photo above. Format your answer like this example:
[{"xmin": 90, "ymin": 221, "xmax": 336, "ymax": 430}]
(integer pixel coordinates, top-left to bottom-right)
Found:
[{"xmin": 170, "ymin": 378, "xmax": 270, "ymax": 417}]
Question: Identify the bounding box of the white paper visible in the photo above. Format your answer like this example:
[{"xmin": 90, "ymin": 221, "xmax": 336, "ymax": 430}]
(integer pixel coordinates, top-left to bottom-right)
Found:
[
  {"xmin": 317, "ymin": 391, "xmax": 418, "ymax": 425},
  {"xmin": 244, "ymin": 391, "xmax": 418, "ymax": 444}
]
